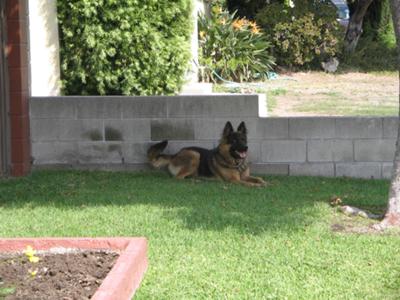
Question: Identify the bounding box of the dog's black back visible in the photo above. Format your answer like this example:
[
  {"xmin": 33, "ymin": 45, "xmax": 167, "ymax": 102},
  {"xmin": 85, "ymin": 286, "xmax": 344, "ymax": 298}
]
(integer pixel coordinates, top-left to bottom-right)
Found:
[{"xmin": 183, "ymin": 147, "xmax": 214, "ymax": 177}]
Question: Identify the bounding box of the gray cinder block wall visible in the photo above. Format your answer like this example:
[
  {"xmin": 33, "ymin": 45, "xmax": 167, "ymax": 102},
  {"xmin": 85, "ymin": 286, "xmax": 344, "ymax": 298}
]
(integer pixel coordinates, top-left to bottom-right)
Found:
[{"xmin": 30, "ymin": 95, "xmax": 398, "ymax": 179}]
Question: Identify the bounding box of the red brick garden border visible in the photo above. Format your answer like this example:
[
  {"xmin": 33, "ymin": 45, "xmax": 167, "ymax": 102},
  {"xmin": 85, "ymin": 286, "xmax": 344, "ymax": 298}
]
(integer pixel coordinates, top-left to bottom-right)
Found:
[{"xmin": 6, "ymin": 0, "xmax": 30, "ymax": 176}]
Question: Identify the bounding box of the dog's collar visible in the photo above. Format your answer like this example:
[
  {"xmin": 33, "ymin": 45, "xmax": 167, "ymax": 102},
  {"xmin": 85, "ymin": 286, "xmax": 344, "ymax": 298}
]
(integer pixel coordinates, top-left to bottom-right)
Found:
[{"xmin": 213, "ymin": 151, "xmax": 248, "ymax": 173}]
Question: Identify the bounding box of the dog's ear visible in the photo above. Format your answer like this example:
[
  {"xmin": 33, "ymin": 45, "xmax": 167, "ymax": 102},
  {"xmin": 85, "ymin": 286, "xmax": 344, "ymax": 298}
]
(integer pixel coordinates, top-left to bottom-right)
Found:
[
  {"xmin": 237, "ymin": 121, "xmax": 247, "ymax": 135},
  {"xmin": 222, "ymin": 121, "xmax": 234, "ymax": 137}
]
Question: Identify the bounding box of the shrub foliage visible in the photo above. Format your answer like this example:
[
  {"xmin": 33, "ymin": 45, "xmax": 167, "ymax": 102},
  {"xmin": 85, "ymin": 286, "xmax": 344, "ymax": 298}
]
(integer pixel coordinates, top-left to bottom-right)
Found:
[
  {"xmin": 198, "ymin": 4, "xmax": 274, "ymax": 82},
  {"xmin": 57, "ymin": 0, "xmax": 192, "ymax": 95},
  {"xmin": 340, "ymin": 0, "xmax": 397, "ymax": 72},
  {"xmin": 256, "ymin": 0, "xmax": 342, "ymax": 69}
]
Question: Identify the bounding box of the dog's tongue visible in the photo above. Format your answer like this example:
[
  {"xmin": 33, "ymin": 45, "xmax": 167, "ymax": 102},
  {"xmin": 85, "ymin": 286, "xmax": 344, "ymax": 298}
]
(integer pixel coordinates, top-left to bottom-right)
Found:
[{"xmin": 239, "ymin": 151, "xmax": 247, "ymax": 159}]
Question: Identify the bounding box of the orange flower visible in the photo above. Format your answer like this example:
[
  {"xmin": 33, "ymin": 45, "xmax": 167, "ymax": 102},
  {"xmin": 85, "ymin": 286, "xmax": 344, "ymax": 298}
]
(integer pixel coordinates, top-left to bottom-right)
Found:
[
  {"xmin": 251, "ymin": 26, "xmax": 260, "ymax": 34},
  {"xmin": 249, "ymin": 21, "xmax": 260, "ymax": 34},
  {"xmin": 232, "ymin": 19, "xmax": 245, "ymax": 30}
]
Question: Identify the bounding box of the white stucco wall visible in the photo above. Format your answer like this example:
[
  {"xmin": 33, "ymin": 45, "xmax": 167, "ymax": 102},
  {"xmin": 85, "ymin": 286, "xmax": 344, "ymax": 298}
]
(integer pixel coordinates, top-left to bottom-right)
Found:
[
  {"xmin": 28, "ymin": 0, "xmax": 61, "ymax": 96},
  {"xmin": 185, "ymin": 0, "xmax": 205, "ymax": 84}
]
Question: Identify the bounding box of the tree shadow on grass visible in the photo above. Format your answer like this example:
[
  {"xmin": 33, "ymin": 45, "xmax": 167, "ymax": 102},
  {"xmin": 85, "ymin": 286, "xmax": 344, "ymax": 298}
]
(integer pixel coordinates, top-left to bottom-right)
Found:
[{"xmin": 0, "ymin": 170, "xmax": 390, "ymax": 235}]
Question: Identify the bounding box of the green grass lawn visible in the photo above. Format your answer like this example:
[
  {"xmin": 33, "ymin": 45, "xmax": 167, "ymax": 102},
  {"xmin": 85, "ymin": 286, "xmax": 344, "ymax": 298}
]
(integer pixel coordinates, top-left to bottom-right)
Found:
[{"xmin": 0, "ymin": 170, "xmax": 399, "ymax": 299}]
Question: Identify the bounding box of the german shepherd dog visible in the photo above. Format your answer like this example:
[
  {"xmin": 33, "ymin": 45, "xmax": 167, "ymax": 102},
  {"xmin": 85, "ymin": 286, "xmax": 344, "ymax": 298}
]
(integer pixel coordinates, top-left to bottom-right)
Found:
[{"xmin": 147, "ymin": 121, "xmax": 267, "ymax": 187}]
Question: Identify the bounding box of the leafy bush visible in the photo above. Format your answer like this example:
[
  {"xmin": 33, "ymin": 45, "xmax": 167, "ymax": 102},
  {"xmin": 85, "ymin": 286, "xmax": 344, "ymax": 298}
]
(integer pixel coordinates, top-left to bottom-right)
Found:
[
  {"xmin": 198, "ymin": 4, "xmax": 275, "ymax": 82},
  {"xmin": 340, "ymin": 0, "xmax": 396, "ymax": 72},
  {"xmin": 340, "ymin": 36, "xmax": 397, "ymax": 72},
  {"xmin": 363, "ymin": 0, "xmax": 395, "ymax": 47},
  {"xmin": 256, "ymin": 0, "xmax": 342, "ymax": 69},
  {"xmin": 57, "ymin": 0, "xmax": 192, "ymax": 95}
]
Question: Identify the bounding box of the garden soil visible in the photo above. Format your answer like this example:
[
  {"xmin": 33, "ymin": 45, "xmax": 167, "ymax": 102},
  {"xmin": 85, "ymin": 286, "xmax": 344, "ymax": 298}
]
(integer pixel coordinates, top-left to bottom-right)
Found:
[{"xmin": 0, "ymin": 251, "xmax": 119, "ymax": 299}]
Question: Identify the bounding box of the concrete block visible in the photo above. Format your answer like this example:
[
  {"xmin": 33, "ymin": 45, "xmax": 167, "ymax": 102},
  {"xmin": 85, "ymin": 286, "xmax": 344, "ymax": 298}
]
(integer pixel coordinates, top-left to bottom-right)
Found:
[
  {"xmin": 250, "ymin": 163, "xmax": 289, "ymax": 175},
  {"xmin": 290, "ymin": 163, "xmax": 335, "ymax": 177},
  {"xmin": 382, "ymin": 163, "xmax": 393, "ymax": 179},
  {"xmin": 30, "ymin": 97, "xmax": 76, "ymax": 119},
  {"xmin": 354, "ymin": 139, "xmax": 396, "ymax": 162},
  {"xmin": 247, "ymin": 141, "xmax": 261, "ymax": 163},
  {"xmin": 76, "ymin": 97, "xmax": 122, "ymax": 119},
  {"xmin": 78, "ymin": 142, "xmax": 124, "ymax": 164},
  {"xmin": 105, "ymin": 119, "xmax": 151, "ymax": 141},
  {"xmin": 193, "ymin": 118, "xmax": 255, "ymax": 140},
  {"xmin": 383, "ymin": 117, "xmax": 398, "ymax": 138},
  {"xmin": 211, "ymin": 95, "xmax": 259, "ymax": 117},
  {"xmin": 289, "ymin": 118, "xmax": 335, "ymax": 139},
  {"xmin": 261, "ymin": 141, "xmax": 306, "ymax": 163},
  {"xmin": 213, "ymin": 118, "xmax": 258, "ymax": 139},
  {"xmin": 167, "ymin": 96, "xmax": 212, "ymax": 118},
  {"xmin": 151, "ymin": 119, "xmax": 195, "ymax": 141},
  {"xmin": 121, "ymin": 97, "xmax": 167, "ymax": 118},
  {"xmin": 167, "ymin": 95, "xmax": 259, "ymax": 118},
  {"xmin": 335, "ymin": 117, "xmax": 382, "ymax": 138},
  {"xmin": 123, "ymin": 143, "xmax": 150, "ymax": 164},
  {"xmin": 161, "ymin": 140, "xmax": 215, "ymax": 154},
  {"xmin": 335, "ymin": 163, "xmax": 382, "ymax": 179},
  {"xmin": 30, "ymin": 119, "xmax": 60, "ymax": 142},
  {"xmin": 194, "ymin": 119, "xmax": 218, "ymax": 140},
  {"xmin": 75, "ymin": 120, "xmax": 105, "ymax": 142},
  {"xmin": 308, "ymin": 140, "xmax": 353, "ymax": 162},
  {"xmin": 78, "ymin": 143, "xmax": 106, "ymax": 164},
  {"xmin": 32, "ymin": 142, "xmax": 78, "ymax": 164},
  {"xmin": 255, "ymin": 118, "xmax": 289, "ymax": 139},
  {"xmin": 31, "ymin": 119, "xmax": 104, "ymax": 142}
]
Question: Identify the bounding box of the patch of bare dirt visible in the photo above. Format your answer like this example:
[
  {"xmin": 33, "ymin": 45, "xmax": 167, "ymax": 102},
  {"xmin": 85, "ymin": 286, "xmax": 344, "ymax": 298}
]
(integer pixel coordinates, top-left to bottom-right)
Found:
[
  {"xmin": 267, "ymin": 72, "xmax": 398, "ymax": 116},
  {"xmin": 0, "ymin": 251, "xmax": 119, "ymax": 300},
  {"xmin": 330, "ymin": 207, "xmax": 400, "ymax": 235}
]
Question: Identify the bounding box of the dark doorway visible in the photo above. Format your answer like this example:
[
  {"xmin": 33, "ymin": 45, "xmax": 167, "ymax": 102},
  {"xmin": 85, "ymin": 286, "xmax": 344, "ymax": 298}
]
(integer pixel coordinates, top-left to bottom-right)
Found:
[{"xmin": 0, "ymin": 1, "xmax": 10, "ymax": 177}]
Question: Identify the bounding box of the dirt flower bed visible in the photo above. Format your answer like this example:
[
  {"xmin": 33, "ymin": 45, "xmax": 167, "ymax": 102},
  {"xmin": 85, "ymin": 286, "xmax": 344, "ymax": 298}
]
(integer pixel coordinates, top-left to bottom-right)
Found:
[{"xmin": 0, "ymin": 250, "xmax": 119, "ymax": 299}]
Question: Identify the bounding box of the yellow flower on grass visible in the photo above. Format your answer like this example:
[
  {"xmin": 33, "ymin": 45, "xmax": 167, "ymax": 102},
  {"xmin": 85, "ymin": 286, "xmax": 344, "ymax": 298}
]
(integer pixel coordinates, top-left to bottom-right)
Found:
[{"xmin": 29, "ymin": 269, "xmax": 38, "ymax": 277}]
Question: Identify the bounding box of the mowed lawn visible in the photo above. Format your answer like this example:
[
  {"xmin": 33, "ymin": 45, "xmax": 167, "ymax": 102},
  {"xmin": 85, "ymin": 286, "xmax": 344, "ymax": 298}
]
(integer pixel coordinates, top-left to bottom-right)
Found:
[{"xmin": 0, "ymin": 170, "xmax": 399, "ymax": 299}]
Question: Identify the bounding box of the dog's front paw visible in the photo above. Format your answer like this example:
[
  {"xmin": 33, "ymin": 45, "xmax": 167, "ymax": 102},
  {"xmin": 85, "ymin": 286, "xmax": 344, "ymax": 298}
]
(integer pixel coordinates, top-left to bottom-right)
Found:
[{"xmin": 254, "ymin": 177, "xmax": 267, "ymax": 186}]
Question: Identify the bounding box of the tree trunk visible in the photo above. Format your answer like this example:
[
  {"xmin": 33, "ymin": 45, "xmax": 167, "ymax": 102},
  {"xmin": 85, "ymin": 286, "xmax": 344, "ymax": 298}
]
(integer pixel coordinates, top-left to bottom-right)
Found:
[
  {"xmin": 379, "ymin": 0, "xmax": 400, "ymax": 228},
  {"xmin": 344, "ymin": 0, "xmax": 375, "ymax": 53}
]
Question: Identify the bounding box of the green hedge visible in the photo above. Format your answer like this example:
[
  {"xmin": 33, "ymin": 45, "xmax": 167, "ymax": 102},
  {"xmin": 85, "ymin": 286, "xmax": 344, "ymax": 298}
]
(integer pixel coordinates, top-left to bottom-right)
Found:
[{"xmin": 57, "ymin": 0, "xmax": 192, "ymax": 95}]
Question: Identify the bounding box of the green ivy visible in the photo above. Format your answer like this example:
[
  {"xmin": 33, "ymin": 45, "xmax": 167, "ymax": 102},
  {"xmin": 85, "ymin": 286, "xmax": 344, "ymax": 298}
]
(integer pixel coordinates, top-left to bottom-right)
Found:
[{"xmin": 57, "ymin": 0, "xmax": 192, "ymax": 95}]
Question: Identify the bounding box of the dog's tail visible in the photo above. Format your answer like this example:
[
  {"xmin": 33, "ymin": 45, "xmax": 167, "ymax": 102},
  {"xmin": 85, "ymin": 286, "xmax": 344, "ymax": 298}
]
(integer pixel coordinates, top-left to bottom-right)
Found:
[{"xmin": 147, "ymin": 140, "xmax": 172, "ymax": 169}]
